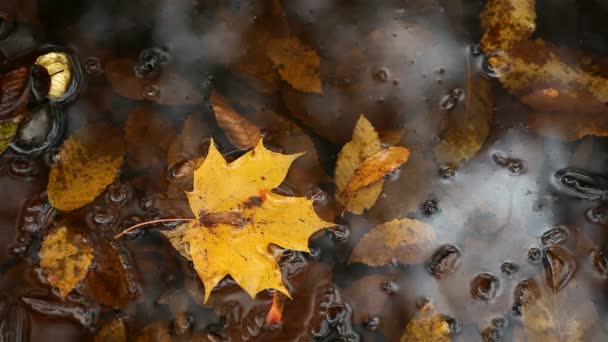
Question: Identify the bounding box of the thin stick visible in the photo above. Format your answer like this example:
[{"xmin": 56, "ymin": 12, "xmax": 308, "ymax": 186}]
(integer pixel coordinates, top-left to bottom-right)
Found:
[{"xmin": 114, "ymin": 218, "xmax": 196, "ymax": 239}]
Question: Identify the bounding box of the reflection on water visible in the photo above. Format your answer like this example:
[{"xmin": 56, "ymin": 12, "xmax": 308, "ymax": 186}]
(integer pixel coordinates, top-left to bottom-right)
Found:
[{"xmin": 1, "ymin": 0, "xmax": 608, "ymax": 340}]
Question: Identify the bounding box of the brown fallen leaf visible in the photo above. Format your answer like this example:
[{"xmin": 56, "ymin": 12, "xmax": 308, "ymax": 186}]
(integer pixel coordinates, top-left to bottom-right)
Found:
[
  {"xmin": 105, "ymin": 59, "xmax": 202, "ymax": 105},
  {"xmin": 95, "ymin": 319, "xmax": 127, "ymax": 342},
  {"xmin": 39, "ymin": 226, "xmax": 94, "ymax": 298},
  {"xmin": 124, "ymin": 105, "xmax": 176, "ymax": 171},
  {"xmin": 522, "ymin": 284, "xmax": 599, "ymax": 342},
  {"xmin": 335, "ymin": 115, "xmax": 384, "ymax": 214},
  {"xmin": 167, "ymin": 112, "xmax": 210, "ymax": 167},
  {"xmin": 47, "ymin": 124, "xmax": 125, "ymax": 211},
  {"xmin": 341, "ymin": 147, "xmax": 409, "ymax": 199},
  {"xmin": 0, "ymin": 66, "xmax": 30, "ymax": 119},
  {"xmin": 400, "ymin": 302, "xmax": 451, "ymax": 342},
  {"xmin": 210, "ymin": 91, "xmax": 261, "ymax": 150},
  {"xmin": 266, "ymin": 37, "xmax": 322, "ymax": 94},
  {"xmin": 434, "ymin": 56, "xmax": 494, "ymax": 165},
  {"xmin": 349, "ymin": 218, "xmax": 437, "ymax": 266},
  {"xmin": 134, "ymin": 321, "xmax": 171, "ymax": 342}
]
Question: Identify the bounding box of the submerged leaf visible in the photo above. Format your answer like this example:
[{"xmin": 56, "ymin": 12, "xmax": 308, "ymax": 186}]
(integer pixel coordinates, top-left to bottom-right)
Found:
[
  {"xmin": 39, "ymin": 226, "xmax": 94, "ymax": 298},
  {"xmin": 95, "ymin": 319, "xmax": 127, "ymax": 342},
  {"xmin": 47, "ymin": 124, "xmax": 125, "ymax": 211},
  {"xmin": 105, "ymin": 59, "xmax": 202, "ymax": 105},
  {"xmin": 349, "ymin": 218, "xmax": 436, "ymax": 266},
  {"xmin": 210, "ymin": 91, "xmax": 261, "ymax": 150},
  {"xmin": 434, "ymin": 57, "xmax": 494, "ymax": 165},
  {"xmin": 162, "ymin": 140, "xmax": 333, "ymax": 302},
  {"xmin": 0, "ymin": 114, "xmax": 24, "ymax": 154},
  {"xmin": 335, "ymin": 115, "xmax": 383, "ymax": 214},
  {"xmin": 266, "ymin": 37, "xmax": 322, "ymax": 94},
  {"xmin": 0, "ymin": 66, "xmax": 30, "ymax": 120},
  {"xmin": 400, "ymin": 302, "xmax": 451, "ymax": 342}
]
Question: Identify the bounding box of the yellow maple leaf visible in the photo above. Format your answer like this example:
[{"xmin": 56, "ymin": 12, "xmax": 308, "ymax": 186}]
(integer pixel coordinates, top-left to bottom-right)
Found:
[
  {"xmin": 162, "ymin": 139, "xmax": 333, "ymax": 302},
  {"xmin": 39, "ymin": 226, "xmax": 94, "ymax": 298}
]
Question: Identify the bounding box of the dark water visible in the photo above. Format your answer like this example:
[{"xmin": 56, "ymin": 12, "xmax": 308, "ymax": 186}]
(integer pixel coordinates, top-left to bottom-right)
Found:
[{"xmin": 1, "ymin": 0, "xmax": 608, "ymax": 341}]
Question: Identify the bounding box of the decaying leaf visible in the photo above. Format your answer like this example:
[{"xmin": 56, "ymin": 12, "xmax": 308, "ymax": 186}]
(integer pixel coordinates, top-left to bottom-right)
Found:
[
  {"xmin": 0, "ymin": 66, "xmax": 30, "ymax": 119},
  {"xmin": 0, "ymin": 113, "xmax": 24, "ymax": 154},
  {"xmin": 434, "ymin": 57, "xmax": 494, "ymax": 165},
  {"xmin": 341, "ymin": 147, "xmax": 409, "ymax": 197},
  {"xmin": 167, "ymin": 112, "xmax": 210, "ymax": 167},
  {"xmin": 522, "ymin": 285, "xmax": 599, "ymax": 342},
  {"xmin": 105, "ymin": 59, "xmax": 202, "ymax": 105},
  {"xmin": 349, "ymin": 218, "xmax": 436, "ymax": 266},
  {"xmin": 39, "ymin": 226, "xmax": 94, "ymax": 298},
  {"xmin": 400, "ymin": 302, "xmax": 451, "ymax": 342},
  {"xmin": 48, "ymin": 124, "xmax": 125, "ymax": 211},
  {"xmin": 95, "ymin": 319, "xmax": 127, "ymax": 342},
  {"xmin": 480, "ymin": 0, "xmax": 608, "ymax": 113},
  {"xmin": 124, "ymin": 105, "xmax": 176, "ymax": 171},
  {"xmin": 35, "ymin": 52, "xmax": 72, "ymax": 100},
  {"xmin": 266, "ymin": 37, "xmax": 322, "ymax": 94},
  {"xmin": 162, "ymin": 140, "xmax": 333, "ymax": 302},
  {"xmin": 210, "ymin": 91, "xmax": 261, "ymax": 150},
  {"xmin": 335, "ymin": 115, "xmax": 383, "ymax": 214}
]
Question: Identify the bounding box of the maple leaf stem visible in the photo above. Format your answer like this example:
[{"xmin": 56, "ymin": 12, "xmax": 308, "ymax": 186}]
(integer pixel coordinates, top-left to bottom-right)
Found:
[{"xmin": 114, "ymin": 218, "xmax": 196, "ymax": 239}]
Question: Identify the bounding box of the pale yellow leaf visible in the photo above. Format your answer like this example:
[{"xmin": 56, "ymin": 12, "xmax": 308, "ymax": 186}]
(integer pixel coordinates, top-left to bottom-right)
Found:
[
  {"xmin": 400, "ymin": 302, "xmax": 451, "ymax": 342},
  {"xmin": 266, "ymin": 37, "xmax": 322, "ymax": 94},
  {"xmin": 35, "ymin": 52, "xmax": 72, "ymax": 100}
]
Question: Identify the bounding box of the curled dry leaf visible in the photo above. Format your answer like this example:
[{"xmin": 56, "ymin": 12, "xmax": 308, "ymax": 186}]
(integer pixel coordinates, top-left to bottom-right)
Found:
[
  {"xmin": 335, "ymin": 115, "xmax": 382, "ymax": 214},
  {"xmin": 480, "ymin": 0, "xmax": 608, "ymax": 115},
  {"xmin": 48, "ymin": 124, "xmax": 125, "ymax": 211},
  {"xmin": 39, "ymin": 226, "xmax": 94, "ymax": 298},
  {"xmin": 522, "ymin": 284, "xmax": 599, "ymax": 342},
  {"xmin": 95, "ymin": 319, "xmax": 127, "ymax": 342},
  {"xmin": 341, "ymin": 147, "xmax": 409, "ymax": 198},
  {"xmin": 434, "ymin": 57, "xmax": 494, "ymax": 165},
  {"xmin": 349, "ymin": 218, "xmax": 436, "ymax": 266},
  {"xmin": 400, "ymin": 302, "xmax": 451, "ymax": 342},
  {"xmin": 105, "ymin": 59, "xmax": 202, "ymax": 105},
  {"xmin": 266, "ymin": 37, "xmax": 322, "ymax": 94},
  {"xmin": 35, "ymin": 52, "xmax": 72, "ymax": 100},
  {"xmin": 161, "ymin": 140, "xmax": 333, "ymax": 302},
  {"xmin": 0, "ymin": 66, "xmax": 30, "ymax": 119},
  {"xmin": 124, "ymin": 105, "xmax": 176, "ymax": 171},
  {"xmin": 210, "ymin": 91, "xmax": 261, "ymax": 150}
]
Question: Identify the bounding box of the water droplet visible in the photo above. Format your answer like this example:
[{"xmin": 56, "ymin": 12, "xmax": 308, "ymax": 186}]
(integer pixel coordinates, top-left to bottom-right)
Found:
[
  {"xmin": 84, "ymin": 57, "xmax": 102, "ymax": 76},
  {"xmin": 512, "ymin": 279, "xmax": 540, "ymax": 315},
  {"xmin": 442, "ymin": 315, "xmax": 461, "ymax": 335},
  {"xmin": 527, "ymin": 247, "xmax": 542, "ymax": 264},
  {"xmin": 160, "ymin": 209, "xmax": 185, "ymax": 231},
  {"xmin": 134, "ymin": 47, "xmax": 169, "ymax": 78},
  {"xmin": 139, "ymin": 196, "xmax": 154, "ymax": 211},
  {"xmin": 168, "ymin": 159, "xmax": 194, "ymax": 182},
  {"xmin": 421, "ymin": 199, "xmax": 440, "ymax": 216},
  {"xmin": 540, "ymin": 226, "xmax": 568, "ymax": 246},
  {"xmin": 470, "ymin": 273, "xmax": 500, "ymax": 302},
  {"xmin": 481, "ymin": 326, "xmax": 501, "ymax": 342},
  {"xmin": 381, "ymin": 281, "xmax": 398, "ymax": 295},
  {"xmin": 364, "ymin": 316, "xmax": 380, "ymax": 331},
  {"xmin": 306, "ymin": 186, "xmax": 328, "ymax": 205},
  {"xmin": 482, "ymin": 50, "xmax": 510, "ymax": 78},
  {"xmin": 142, "ymin": 84, "xmax": 160, "ymax": 101},
  {"xmin": 591, "ymin": 250, "xmax": 608, "ymax": 277},
  {"xmin": 470, "ymin": 43, "xmax": 482, "ymax": 56},
  {"xmin": 373, "ymin": 68, "xmax": 389, "ymax": 82},
  {"xmin": 543, "ymin": 245, "xmax": 575, "ymax": 292},
  {"xmin": 105, "ymin": 183, "xmax": 130, "ymax": 207},
  {"xmin": 90, "ymin": 205, "xmax": 118, "ymax": 227},
  {"xmin": 8, "ymin": 158, "xmax": 38, "ymax": 179},
  {"xmin": 427, "ymin": 244, "xmax": 462, "ymax": 278},
  {"xmin": 500, "ymin": 262, "xmax": 519, "ymax": 276},
  {"xmin": 440, "ymin": 94, "xmax": 457, "ymax": 111},
  {"xmin": 327, "ymin": 225, "xmax": 350, "ymax": 242},
  {"xmin": 492, "ymin": 153, "xmax": 525, "ymax": 175},
  {"xmin": 491, "ymin": 317, "xmax": 506, "ymax": 329},
  {"xmin": 439, "ymin": 164, "xmax": 456, "ymax": 179},
  {"xmin": 118, "ymin": 216, "xmax": 144, "ymax": 240},
  {"xmin": 586, "ymin": 205, "xmax": 608, "ymax": 224},
  {"xmin": 11, "ymin": 104, "xmax": 65, "ymax": 156},
  {"xmin": 172, "ymin": 313, "xmax": 193, "ymax": 336}
]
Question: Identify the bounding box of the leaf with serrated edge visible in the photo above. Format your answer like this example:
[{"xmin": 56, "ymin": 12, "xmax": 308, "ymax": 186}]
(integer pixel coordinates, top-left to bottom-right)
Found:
[
  {"xmin": 163, "ymin": 139, "xmax": 333, "ymax": 302},
  {"xmin": 335, "ymin": 115, "xmax": 383, "ymax": 214}
]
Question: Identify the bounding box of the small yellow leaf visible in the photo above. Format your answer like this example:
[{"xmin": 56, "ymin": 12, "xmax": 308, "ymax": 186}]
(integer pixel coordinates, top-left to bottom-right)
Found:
[
  {"xmin": 210, "ymin": 91, "xmax": 261, "ymax": 150},
  {"xmin": 95, "ymin": 319, "xmax": 127, "ymax": 342},
  {"xmin": 335, "ymin": 115, "xmax": 383, "ymax": 214},
  {"xmin": 48, "ymin": 124, "xmax": 125, "ymax": 211},
  {"xmin": 163, "ymin": 139, "xmax": 333, "ymax": 302},
  {"xmin": 401, "ymin": 302, "xmax": 451, "ymax": 342},
  {"xmin": 266, "ymin": 37, "xmax": 322, "ymax": 94},
  {"xmin": 0, "ymin": 114, "xmax": 24, "ymax": 154},
  {"xmin": 341, "ymin": 147, "xmax": 409, "ymax": 198},
  {"xmin": 39, "ymin": 226, "xmax": 94, "ymax": 298},
  {"xmin": 349, "ymin": 218, "xmax": 436, "ymax": 266},
  {"xmin": 35, "ymin": 52, "xmax": 72, "ymax": 100}
]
